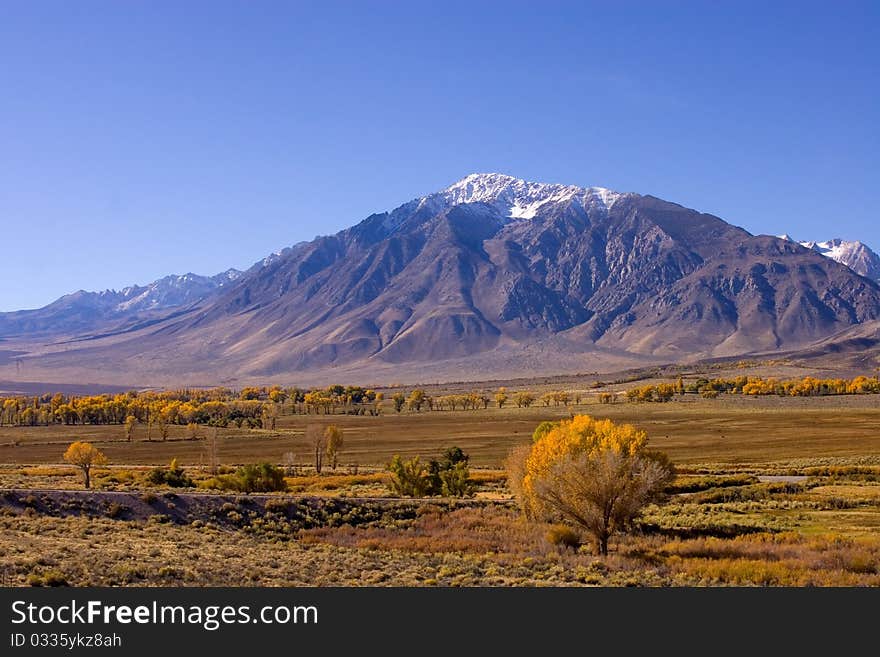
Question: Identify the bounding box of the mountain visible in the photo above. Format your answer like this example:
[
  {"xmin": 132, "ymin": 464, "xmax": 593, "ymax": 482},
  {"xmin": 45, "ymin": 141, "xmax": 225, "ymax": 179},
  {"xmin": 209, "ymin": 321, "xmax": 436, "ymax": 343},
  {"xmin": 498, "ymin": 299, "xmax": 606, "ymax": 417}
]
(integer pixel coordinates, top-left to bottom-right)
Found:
[
  {"xmin": 0, "ymin": 269, "xmax": 242, "ymax": 338},
  {"xmin": 778, "ymin": 236, "xmax": 880, "ymax": 282},
  {"xmin": 3, "ymin": 173, "xmax": 880, "ymax": 386}
]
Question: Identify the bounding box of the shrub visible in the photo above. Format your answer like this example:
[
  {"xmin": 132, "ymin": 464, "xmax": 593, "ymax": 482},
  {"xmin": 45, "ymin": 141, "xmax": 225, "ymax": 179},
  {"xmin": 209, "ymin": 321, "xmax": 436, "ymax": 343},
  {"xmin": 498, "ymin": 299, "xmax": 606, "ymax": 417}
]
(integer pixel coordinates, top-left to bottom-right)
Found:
[
  {"xmin": 227, "ymin": 463, "xmax": 288, "ymax": 493},
  {"xmin": 389, "ymin": 447, "xmax": 474, "ymax": 497},
  {"xmin": 264, "ymin": 499, "xmax": 291, "ymax": 513},
  {"xmin": 532, "ymin": 421, "xmax": 558, "ymax": 442},
  {"xmin": 27, "ymin": 570, "xmax": 68, "ymax": 587},
  {"xmin": 546, "ymin": 524, "xmax": 580, "ymax": 549},
  {"xmin": 106, "ymin": 502, "xmax": 127, "ymax": 519},
  {"xmin": 388, "ymin": 456, "xmax": 430, "ymax": 497},
  {"xmin": 439, "ymin": 462, "xmax": 474, "ymax": 497},
  {"xmin": 147, "ymin": 459, "xmax": 195, "ymax": 488}
]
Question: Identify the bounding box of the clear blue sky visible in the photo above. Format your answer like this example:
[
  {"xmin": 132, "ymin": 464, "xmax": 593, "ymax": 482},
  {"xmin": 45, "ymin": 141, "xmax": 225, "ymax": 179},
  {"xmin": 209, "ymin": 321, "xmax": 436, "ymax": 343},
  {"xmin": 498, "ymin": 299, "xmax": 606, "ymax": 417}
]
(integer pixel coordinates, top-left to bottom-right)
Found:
[{"xmin": 1, "ymin": 1, "xmax": 877, "ymax": 311}]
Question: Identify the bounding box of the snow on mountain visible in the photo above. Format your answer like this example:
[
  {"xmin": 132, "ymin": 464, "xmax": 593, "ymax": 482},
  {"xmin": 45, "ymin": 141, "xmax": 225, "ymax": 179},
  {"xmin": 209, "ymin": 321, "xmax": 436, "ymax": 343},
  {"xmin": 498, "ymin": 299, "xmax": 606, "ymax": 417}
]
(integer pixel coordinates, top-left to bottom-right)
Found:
[
  {"xmin": 0, "ymin": 267, "xmax": 245, "ymax": 337},
  {"xmin": 114, "ymin": 270, "xmax": 243, "ymax": 312},
  {"xmin": 440, "ymin": 172, "xmax": 623, "ymax": 217},
  {"xmin": 395, "ymin": 173, "xmax": 625, "ymax": 227},
  {"xmin": 779, "ymin": 236, "xmax": 880, "ymax": 281}
]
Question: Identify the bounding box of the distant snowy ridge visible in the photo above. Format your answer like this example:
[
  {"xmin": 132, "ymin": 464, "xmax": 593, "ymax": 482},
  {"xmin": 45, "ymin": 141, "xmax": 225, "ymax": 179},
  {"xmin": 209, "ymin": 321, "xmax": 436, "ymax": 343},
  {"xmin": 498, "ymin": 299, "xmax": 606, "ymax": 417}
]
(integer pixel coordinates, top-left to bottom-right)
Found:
[
  {"xmin": 779, "ymin": 235, "xmax": 880, "ymax": 281},
  {"xmin": 113, "ymin": 269, "xmax": 243, "ymax": 313},
  {"xmin": 0, "ymin": 267, "xmax": 245, "ymax": 338}
]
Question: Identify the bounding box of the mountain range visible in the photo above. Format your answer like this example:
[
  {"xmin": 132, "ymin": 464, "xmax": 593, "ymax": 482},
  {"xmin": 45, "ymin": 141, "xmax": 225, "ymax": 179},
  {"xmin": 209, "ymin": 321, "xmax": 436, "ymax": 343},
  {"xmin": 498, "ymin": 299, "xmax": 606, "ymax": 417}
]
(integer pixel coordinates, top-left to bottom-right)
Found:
[
  {"xmin": 2, "ymin": 173, "xmax": 879, "ymax": 386},
  {"xmin": 0, "ymin": 270, "xmax": 242, "ymax": 338}
]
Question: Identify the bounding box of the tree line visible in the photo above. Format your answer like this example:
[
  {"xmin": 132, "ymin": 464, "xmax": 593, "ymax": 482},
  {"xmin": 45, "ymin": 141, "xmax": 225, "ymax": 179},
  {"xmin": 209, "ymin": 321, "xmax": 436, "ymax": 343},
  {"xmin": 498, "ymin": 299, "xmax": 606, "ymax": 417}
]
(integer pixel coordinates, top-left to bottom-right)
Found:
[
  {"xmin": 0, "ymin": 382, "xmax": 603, "ymax": 430},
  {"xmin": 389, "ymin": 387, "xmax": 582, "ymax": 412},
  {"xmin": 0, "ymin": 385, "xmax": 384, "ymax": 429},
  {"xmin": 625, "ymin": 375, "xmax": 880, "ymax": 402}
]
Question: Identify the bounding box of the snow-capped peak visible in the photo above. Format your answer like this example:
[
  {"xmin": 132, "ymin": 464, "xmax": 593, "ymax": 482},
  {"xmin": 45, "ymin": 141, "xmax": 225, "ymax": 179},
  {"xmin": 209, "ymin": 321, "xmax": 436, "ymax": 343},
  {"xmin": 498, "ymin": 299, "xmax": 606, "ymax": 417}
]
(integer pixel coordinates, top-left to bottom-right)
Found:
[
  {"xmin": 435, "ymin": 173, "xmax": 623, "ymax": 219},
  {"xmin": 801, "ymin": 238, "xmax": 853, "ymax": 261},
  {"xmin": 113, "ymin": 269, "xmax": 243, "ymax": 313},
  {"xmin": 782, "ymin": 236, "xmax": 880, "ymax": 282}
]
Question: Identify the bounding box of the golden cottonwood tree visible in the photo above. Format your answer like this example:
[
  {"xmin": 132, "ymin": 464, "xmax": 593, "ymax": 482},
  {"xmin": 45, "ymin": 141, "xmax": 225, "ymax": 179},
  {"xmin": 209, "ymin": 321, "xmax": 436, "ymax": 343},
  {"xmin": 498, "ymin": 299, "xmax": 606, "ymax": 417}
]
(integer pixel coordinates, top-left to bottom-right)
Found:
[
  {"xmin": 324, "ymin": 425, "xmax": 344, "ymax": 470},
  {"xmin": 511, "ymin": 415, "xmax": 673, "ymax": 556},
  {"xmin": 63, "ymin": 441, "xmax": 108, "ymax": 489}
]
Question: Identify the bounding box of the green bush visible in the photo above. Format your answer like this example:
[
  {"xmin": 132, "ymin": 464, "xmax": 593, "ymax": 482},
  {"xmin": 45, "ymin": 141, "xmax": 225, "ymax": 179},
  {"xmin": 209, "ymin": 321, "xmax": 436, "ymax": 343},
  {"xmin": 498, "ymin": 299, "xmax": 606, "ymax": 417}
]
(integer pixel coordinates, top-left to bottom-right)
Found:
[
  {"xmin": 666, "ymin": 474, "xmax": 759, "ymax": 494},
  {"xmin": 226, "ymin": 463, "xmax": 288, "ymax": 493},
  {"xmin": 27, "ymin": 570, "xmax": 68, "ymax": 587},
  {"xmin": 388, "ymin": 455, "xmax": 430, "ymax": 497},
  {"xmin": 147, "ymin": 459, "xmax": 195, "ymax": 488},
  {"xmin": 439, "ymin": 462, "xmax": 474, "ymax": 497},
  {"xmin": 389, "ymin": 447, "xmax": 474, "ymax": 497},
  {"xmin": 532, "ymin": 421, "xmax": 558, "ymax": 442}
]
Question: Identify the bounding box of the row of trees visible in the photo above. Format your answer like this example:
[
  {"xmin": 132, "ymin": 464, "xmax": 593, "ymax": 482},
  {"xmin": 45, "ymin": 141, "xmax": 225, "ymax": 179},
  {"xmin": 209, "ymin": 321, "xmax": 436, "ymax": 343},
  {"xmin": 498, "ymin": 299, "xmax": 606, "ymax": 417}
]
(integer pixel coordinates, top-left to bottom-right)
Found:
[
  {"xmin": 388, "ymin": 388, "xmax": 584, "ymax": 413},
  {"xmin": 2, "ymin": 382, "xmax": 606, "ymax": 428},
  {"xmin": 625, "ymin": 375, "xmax": 880, "ymax": 402},
  {"xmin": 625, "ymin": 383, "xmax": 679, "ymax": 403},
  {"xmin": 0, "ymin": 384, "xmax": 386, "ymax": 428}
]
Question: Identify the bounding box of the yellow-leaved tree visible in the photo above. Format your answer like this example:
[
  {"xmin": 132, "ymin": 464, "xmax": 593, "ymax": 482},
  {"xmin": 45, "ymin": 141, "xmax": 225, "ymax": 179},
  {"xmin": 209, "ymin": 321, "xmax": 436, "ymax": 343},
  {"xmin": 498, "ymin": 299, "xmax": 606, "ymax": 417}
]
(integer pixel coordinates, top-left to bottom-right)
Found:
[
  {"xmin": 509, "ymin": 415, "xmax": 673, "ymax": 556},
  {"xmin": 63, "ymin": 441, "xmax": 108, "ymax": 489}
]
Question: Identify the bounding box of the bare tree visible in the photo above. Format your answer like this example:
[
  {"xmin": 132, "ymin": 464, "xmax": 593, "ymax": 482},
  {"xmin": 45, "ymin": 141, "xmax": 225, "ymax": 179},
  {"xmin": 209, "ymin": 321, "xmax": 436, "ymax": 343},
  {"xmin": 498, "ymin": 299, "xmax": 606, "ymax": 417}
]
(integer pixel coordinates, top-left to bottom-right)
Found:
[
  {"xmin": 206, "ymin": 427, "xmax": 220, "ymax": 475},
  {"xmin": 504, "ymin": 444, "xmax": 533, "ymax": 516},
  {"xmin": 283, "ymin": 451, "xmax": 298, "ymax": 476},
  {"xmin": 307, "ymin": 425, "xmax": 326, "ymax": 474}
]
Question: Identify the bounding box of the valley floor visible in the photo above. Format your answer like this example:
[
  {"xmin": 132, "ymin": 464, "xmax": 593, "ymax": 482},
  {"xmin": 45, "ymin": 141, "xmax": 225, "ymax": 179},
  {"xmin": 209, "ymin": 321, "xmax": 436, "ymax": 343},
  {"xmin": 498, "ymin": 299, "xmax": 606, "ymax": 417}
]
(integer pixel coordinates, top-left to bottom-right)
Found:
[
  {"xmin": 1, "ymin": 458, "xmax": 879, "ymax": 587},
  {"xmin": 1, "ymin": 393, "xmax": 879, "ymax": 587}
]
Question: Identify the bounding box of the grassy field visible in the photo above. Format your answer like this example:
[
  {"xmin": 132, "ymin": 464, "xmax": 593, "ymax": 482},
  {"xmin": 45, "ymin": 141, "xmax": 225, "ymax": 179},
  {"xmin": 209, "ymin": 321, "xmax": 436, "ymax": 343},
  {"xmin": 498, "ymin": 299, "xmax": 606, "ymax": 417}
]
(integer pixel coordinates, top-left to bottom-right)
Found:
[
  {"xmin": 0, "ymin": 394, "xmax": 878, "ymax": 468},
  {"xmin": 1, "ymin": 392, "xmax": 879, "ymax": 587},
  {"xmin": 2, "ymin": 474, "xmax": 879, "ymax": 586}
]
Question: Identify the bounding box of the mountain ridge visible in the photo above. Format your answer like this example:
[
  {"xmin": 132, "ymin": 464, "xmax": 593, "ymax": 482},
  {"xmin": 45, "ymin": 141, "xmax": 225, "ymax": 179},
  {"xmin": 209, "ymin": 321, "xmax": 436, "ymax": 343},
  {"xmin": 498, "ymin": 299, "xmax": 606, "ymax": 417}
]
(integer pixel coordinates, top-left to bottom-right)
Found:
[
  {"xmin": 0, "ymin": 269, "xmax": 242, "ymax": 338},
  {"xmin": 2, "ymin": 173, "xmax": 879, "ymax": 386}
]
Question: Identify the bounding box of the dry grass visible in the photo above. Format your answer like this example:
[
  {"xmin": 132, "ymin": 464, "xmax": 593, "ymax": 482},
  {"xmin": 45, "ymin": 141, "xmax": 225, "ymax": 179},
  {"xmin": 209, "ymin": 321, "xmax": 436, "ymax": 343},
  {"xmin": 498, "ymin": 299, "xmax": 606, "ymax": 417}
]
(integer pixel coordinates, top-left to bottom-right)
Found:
[
  {"xmin": 3, "ymin": 498, "xmax": 875, "ymax": 587},
  {"xmin": 0, "ymin": 394, "xmax": 879, "ymax": 468},
  {"xmin": 2, "ymin": 393, "xmax": 879, "ymax": 587}
]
